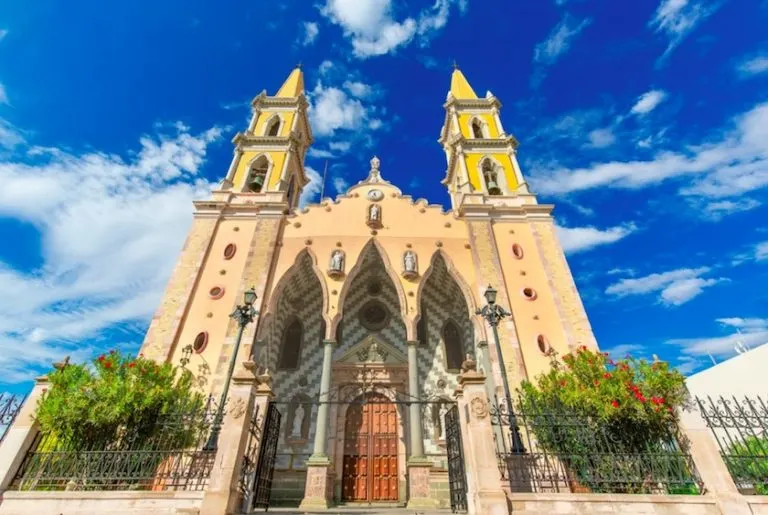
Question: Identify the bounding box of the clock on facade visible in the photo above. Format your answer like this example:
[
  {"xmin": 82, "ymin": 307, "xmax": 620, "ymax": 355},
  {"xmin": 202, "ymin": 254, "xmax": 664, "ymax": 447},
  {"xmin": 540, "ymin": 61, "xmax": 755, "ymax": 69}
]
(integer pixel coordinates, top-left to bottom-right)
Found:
[{"xmin": 367, "ymin": 189, "xmax": 383, "ymax": 201}]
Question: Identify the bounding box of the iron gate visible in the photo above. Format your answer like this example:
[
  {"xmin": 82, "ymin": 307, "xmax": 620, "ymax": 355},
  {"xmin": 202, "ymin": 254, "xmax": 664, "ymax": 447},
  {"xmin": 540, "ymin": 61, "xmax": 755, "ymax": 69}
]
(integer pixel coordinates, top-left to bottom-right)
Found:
[
  {"xmin": 445, "ymin": 404, "xmax": 468, "ymax": 513},
  {"xmin": 242, "ymin": 403, "xmax": 281, "ymax": 512}
]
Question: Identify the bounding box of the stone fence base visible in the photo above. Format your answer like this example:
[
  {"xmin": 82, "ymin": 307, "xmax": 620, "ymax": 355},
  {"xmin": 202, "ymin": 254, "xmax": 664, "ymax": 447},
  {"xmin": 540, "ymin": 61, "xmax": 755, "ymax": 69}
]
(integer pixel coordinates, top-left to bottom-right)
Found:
[
  {"xmin": 507, "ymin": 493, "xmax": 768, "ymax": 515},
  {"xmin": 0, "ymin": 491, "xmax": 204, "ymax": 515}
]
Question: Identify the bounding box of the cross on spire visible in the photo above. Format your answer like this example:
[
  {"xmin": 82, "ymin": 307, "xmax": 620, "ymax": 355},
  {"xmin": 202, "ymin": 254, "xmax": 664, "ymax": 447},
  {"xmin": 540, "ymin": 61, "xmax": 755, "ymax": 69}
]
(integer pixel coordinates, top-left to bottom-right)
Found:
[
  {"xmin": 452, "ymin": 60, "xmax": 459, "ymax": 70},
  {"xmin": 296, "ymin": 61, "xmax": 303, "ymax": 69}
]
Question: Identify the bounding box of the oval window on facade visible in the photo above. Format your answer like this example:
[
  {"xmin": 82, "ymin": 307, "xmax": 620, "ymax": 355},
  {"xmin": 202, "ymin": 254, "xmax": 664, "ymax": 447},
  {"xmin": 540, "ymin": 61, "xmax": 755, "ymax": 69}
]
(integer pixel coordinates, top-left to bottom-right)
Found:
[
  {"xmin": 209, "ymin": 286, "xmax": 225, "ymax": 299},
  {"xmin": 512, "ymin": 244, "xmax": 524, "ymax": 259},
  {"xmin": 522, "ymin": 287, "xmax": 537, "ymax": 301},
  {"xmin": 223, "ymin": 243, "xmax": 237, "ymax": 260},
  {"xmin": 537, "ymin": 335, "xmax": 550, "ymax": 355},
  {"xmin": 193, "ymin": 332, "xmax": 209, "ymax": 353}
]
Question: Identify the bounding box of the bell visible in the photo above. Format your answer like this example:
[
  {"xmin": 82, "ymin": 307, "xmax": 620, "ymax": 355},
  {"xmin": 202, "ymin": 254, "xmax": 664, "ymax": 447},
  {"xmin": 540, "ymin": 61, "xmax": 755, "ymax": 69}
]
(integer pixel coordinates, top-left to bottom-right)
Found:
[
  {"xmin": 487, "ymin": 180, "xmax": 501, "ymax": 195},
  {"xmin": 248, "ymin": 174, "xmax": 265, "ymax": 192}
]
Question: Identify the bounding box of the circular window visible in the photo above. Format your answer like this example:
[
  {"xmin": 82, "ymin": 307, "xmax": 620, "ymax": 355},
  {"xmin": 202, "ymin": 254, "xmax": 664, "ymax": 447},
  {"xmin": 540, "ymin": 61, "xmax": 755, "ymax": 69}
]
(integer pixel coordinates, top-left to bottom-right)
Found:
[
  {"xmin": 359, "ymin": 300, "xmax": 389, "ymax": 331},
  {"xmin": 209, "ymin": 286, "xmax": 225, "ymax": 299},
  {"xmin": 512, "ymin": 244, "xmax": 524, "ymax": 259},
  {"xmin": 537, "ymin": 335, "xmax": 550, "ymax": 355},
  {"xmin": 193, "ymin": 332, "xmax": 209, "ymax": 353},
  {"xmin": 367, "ymin": 280, "xmax": 382, "ymax": 296},
  {"xmin": 522, "ymin": 288, "xmax": 537, "ymax": 301},
  {"xmin": 223, "ymin": 243, "xmax": 237, "ymax": 260}
]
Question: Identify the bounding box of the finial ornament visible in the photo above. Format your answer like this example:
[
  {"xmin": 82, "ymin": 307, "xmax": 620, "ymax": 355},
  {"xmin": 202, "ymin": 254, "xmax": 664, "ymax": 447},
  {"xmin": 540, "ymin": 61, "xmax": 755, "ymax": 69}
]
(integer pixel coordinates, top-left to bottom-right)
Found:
[
  {"xmin": 452, "ymin": 60, "xmax": 459, "ymax": 70},
  {"xmin": 296, "ymin": 61, "xmax": 303, "ymax": 69}
]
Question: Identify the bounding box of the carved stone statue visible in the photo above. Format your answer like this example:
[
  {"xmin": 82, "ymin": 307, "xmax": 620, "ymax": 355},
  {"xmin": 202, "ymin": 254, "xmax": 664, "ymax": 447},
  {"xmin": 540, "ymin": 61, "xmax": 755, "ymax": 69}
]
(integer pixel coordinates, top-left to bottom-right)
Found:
[
  {"xmin": 438, "ymin": 403, "xmax": 449, "ymax": 440},
  {"xmin": 404, "ymin": 251, "xmax": 417, "ymax": 273},
  {"xmin": 329, "ymin": 250, "xmax": 345, "ymax": 276},
  {"xmin": 291, "ymin": 404, "xmax": 305, "ymax": 439},
  {"xmin": 370, "ymin": 204, "xmax": 380, "ymax": 221}
]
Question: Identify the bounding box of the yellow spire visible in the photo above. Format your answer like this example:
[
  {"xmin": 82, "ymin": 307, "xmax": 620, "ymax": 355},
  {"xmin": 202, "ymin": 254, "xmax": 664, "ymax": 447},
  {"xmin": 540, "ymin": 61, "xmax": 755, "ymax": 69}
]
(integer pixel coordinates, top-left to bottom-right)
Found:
[
  {"xmin": 276, "ymin": 67, "xmax": 305, "ymax": 97},
  {"xmin": 450, "ymin": 66, "xmax": 477, "ymax": 100}
]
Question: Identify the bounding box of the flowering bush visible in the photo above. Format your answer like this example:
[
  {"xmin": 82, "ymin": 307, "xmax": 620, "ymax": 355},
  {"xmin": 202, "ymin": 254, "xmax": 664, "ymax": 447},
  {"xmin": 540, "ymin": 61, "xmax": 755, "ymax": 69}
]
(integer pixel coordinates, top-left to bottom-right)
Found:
[
  {"xmin": 517, "ymin": 346, "xmax": 694, "ymax": 493},
  {"xmin": 36, "ymin": 350, "xmax": 206, "ymax": 451}
]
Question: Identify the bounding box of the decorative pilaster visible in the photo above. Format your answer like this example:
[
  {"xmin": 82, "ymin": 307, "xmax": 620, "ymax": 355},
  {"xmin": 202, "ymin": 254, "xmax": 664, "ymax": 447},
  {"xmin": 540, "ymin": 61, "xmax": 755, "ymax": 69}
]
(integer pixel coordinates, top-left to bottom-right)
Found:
[
  {"xmin": 476, "ymin": 341, "xmax": 505, "ymax": 452},
  {"xmin": 458, "ymin": 367, "xmax": 508, "ymax": 515},
  {"xmin": 406, "ymin": 340, "xmax": 435, "ymax": 508},
  {"xmin": 199, "ymin": 362, "xmax": 262, "ymax": 515},
  {"xmin": 299, "ymin": 339, "xmax": 335, "ymax": 510}
]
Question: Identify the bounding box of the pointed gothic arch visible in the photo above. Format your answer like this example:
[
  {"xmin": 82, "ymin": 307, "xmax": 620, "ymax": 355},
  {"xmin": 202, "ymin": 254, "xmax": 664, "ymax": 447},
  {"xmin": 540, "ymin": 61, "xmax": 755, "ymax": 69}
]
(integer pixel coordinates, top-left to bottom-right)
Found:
[
  {"xmin": 243, "ymin": 153, "xmax": 273, "ymax": 193},
  {"xmin": 479, "ymin": 156, "xmax": 507, "ymax": 196},
  {"xmin": 331, "ymin": 239, "xmax": 408, "ymax": 339}
]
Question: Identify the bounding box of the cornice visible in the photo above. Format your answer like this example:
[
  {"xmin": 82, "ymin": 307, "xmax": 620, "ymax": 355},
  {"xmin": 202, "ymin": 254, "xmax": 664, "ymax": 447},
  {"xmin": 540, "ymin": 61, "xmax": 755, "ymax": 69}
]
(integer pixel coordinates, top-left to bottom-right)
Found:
[
  {"xmin": 457, "ymin": 202, "xmax": 554, "ymax": 221},
  {"xmin": 443, "ymin": 96, "xmax": 502, "ymax": 111}
]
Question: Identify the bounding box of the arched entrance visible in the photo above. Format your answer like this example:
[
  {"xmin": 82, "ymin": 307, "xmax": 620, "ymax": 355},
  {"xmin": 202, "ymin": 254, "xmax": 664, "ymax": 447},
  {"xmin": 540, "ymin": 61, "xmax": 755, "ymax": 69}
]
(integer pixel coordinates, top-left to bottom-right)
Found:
[{"xmin": 342, "ymin": 392, "xmax": 398, "ymax": 503}]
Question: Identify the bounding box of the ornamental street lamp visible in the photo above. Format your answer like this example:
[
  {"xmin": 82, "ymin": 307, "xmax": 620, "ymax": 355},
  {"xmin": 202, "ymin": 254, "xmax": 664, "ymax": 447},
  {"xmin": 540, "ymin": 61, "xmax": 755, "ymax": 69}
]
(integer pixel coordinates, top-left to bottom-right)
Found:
[
  {"xmin": 204, "ymin": 286, "xmax": 258, "ymax": 451},
  {"xmin": 476, "ymin": 284, "xmax": 526, "ymax": 454}
]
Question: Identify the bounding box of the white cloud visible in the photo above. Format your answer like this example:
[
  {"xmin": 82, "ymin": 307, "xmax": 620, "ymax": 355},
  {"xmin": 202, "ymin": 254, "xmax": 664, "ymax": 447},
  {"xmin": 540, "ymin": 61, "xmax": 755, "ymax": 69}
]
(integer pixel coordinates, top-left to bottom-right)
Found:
[
  {"xmin": 0, "ymin": 30, "xmax": 7, "ymax": 41},
  {"xmin": 329, "ymin": 141, "xmax": 351, "ymax": 152},
  {"xmin": 587, "ymin": 128, "xmax": 616, "ymax": 148},
  {"xmin": 533, "ymin": 14, "xmax": 591, "ymax": 67},
  {"xmin": 737, "ymin": 55, "xmax": 768, "ymax": 78},
  {"xmin": 649, "ymin": 0, "xmax": 720, "ymax": 62},
  {"xmin": 0, "ymin": 123, "xmax": 223, "ymax": 384},
  {"xmin": 333, "ymin": 176, "xmax": 349, "ymax": 193},
  {"xmin": 0, "ymin": 119, "xmax": 25, "ymax": 148},
  {"xmin": 531, "ymin": 101, "xmax": 768, "ymax": 206},
  {"xmin": 299, "ymin": 166, "xmax": 323, "ymax": 207},
  {"xmin": 702, "ymin": 198, "xmax": 761, "ymax": 220},
  {"xmin": 321, "ymin": 0, "xmax": 465, "ymax": 58},
  {"xmin": 630, "ymin": 89, "xmax": 667, "ymax": 115},
  {"xmin": 755, "ymin": 241, "xmax": 768, "ymax": 261},
  {"xmin": 344, "ymin": 80, "xmax": 376, "ymax": 99},
  {"xmin": 307, "ymin": 148, "xmax": 336, "ymax": 159},
  {"xmin": 668, "ymin": 317, "xmax": 768, "ymax": 360},
  {"xmin": 309, "ymin": 84, "xmax": 367, "ymax": 137},
  {"xmin": 301, "ymin": 22, "xmax": 320, "ymax": 45},
  {"xmin": 605, "ymin": 267, "xmax": 724, "ymax": 306},
  {"xmin": 556, "ymin": 223, "xmax": 636, "ymax": 254},
  {"xmin": 0, "ymin": 83, "xmax": 8, "ymax": 105},
  {"xmin": 603, "ymin": 343, "xmax": 647, "ymax": 360}
]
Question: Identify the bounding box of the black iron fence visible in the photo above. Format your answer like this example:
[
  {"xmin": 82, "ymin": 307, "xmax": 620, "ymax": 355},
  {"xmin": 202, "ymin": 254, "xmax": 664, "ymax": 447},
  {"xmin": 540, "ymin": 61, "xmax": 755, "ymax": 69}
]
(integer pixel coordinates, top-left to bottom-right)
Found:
[
  {"xmin": 11, "ymin": 396, "xmax": 220, "ymax": 492},
  {"xmin": 0, "ymin": 393, "xmax": 26, "ymax": 443},
  {"xmin": 492, "ymin": 396, "xmax": 702, "ymax": 495},
  {"xmin": 697, "ymin": 395, "xmax": 768, "ymax": 495}
]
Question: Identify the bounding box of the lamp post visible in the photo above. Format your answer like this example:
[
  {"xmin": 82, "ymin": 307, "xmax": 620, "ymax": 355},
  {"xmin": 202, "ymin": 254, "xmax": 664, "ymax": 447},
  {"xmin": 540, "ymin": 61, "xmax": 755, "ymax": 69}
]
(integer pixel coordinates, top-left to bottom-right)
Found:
[
  {"xmin": 204, "ymin": 286, "xmax": 258, "ymax": 451},
  {"xmin": 476, "ymin": 285, "xmax": 525, "ymax": 454}
]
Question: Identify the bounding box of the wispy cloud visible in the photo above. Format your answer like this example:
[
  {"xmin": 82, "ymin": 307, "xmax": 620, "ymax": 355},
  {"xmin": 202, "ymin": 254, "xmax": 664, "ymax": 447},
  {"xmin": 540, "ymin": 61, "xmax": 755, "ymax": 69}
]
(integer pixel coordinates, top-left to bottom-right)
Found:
[
  {"xmin": 532, "ymin": 13, "xmax": 591, "ymax": 86},
  {"xmin": 299, "ymin": 166, "xmax": 323, "ymax": 207},
  {"xmin": 556, "ymin": 223, "xmax": 637, "ymax": 254},
  {"xmin": 737, "ymin": 54, "xmax": 768, "ymax": 78},
  {"xmin": 300, "ymin": 22, "xmax": 320, "ymax": 46},
  {"xmin": 630, "ymin": 89, "xmax": 668, "ymax": 115},
  {"xmin": 606, "ymin": 267, "xmax": 725, "ymax": 306},
  {"xmin": 0, "ymin": 122, "xmax": 224, "ymax": 384},
  {"xmin": 0, "ymin": 29, "xmax": 7, "ymax": 41},
  {"xmin": 319, "ymin": 0, "xmax": 467, "ymax": 58},
  {"xmin": 668, "ymin": 317, "xmax": 768, "ymax": 361},
  {"xmin": 0, "ymin": 83, "xmax": 8, "ymax": 105},
  {"xmin": 649, "ymin": 0, "xmax": 720, "ymax": 63}
]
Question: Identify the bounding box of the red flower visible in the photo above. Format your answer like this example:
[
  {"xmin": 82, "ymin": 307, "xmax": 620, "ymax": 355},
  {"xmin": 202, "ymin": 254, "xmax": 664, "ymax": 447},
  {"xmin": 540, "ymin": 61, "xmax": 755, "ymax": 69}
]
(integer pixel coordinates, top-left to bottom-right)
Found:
[
  {"xmin": 635, "ymin": 393, "xmax": 646, "ymax": 402},
  {"xmin": 603, "ymin": 372, "xmax": 612, "ymax": 379},
  {"xmin": 104, "ymin": 362, "xmax": 112, "ymax": 369},
  {"xmin": 593, "ymin": 379, "xmax": 601, "ymax": 387},
  {"xmin": 98, "ymin": 355, "xmax": 105, "ymax": 362},
  {"xmin": 559, "ymin": 380, "xmax": 567, "ymax": 387},
  {"xmin": 611, "ymin": 400, "xmax": 619, "ymax": 408},
  {"xmin": 128, "ymin": 362, "xmax": 136, "ymax": 368}
]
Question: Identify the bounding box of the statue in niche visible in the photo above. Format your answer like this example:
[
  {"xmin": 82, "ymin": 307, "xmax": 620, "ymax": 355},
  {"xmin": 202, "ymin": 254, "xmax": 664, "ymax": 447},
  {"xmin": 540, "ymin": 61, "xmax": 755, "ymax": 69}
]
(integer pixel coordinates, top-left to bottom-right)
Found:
[
  {"xmin": 402, "ymin": 250, "xmax": 418, "ymax": 278},
  {"xmin": 367, "ymin": 203, "xmax": 382, "ymax": 227},
  {"xmin": 438, "ymin": 403, "xmax": 449, "ymax": 440},
  {"xmin": 329, "ymin": 249, "xmax": 345, "ymax": 277},
  {"xmin": 291, "ymin": 403, "xmax": 305, "ymax": 439}
]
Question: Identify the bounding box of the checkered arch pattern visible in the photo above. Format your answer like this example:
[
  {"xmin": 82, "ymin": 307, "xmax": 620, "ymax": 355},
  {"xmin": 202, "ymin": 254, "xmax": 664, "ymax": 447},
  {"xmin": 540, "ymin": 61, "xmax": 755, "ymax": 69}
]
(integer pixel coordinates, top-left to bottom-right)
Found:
[
  {"xmin": 418, "ymin": 254, "xmax": 473, "ymax": 456},
  {"xmin": 255, "ymin": 252, "xmax": 325, "ymax": 468},
  {"xmin": 333, "ymin": 244, "xmax": 407, "ymax": 359}
]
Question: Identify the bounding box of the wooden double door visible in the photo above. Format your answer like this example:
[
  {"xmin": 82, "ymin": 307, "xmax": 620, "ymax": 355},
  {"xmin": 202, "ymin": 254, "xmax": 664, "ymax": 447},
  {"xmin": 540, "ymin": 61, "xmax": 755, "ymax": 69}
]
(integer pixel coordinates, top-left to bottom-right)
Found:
[{"xmin": 341, "ymin": 393, "xmax": 399, "ymax": 502}]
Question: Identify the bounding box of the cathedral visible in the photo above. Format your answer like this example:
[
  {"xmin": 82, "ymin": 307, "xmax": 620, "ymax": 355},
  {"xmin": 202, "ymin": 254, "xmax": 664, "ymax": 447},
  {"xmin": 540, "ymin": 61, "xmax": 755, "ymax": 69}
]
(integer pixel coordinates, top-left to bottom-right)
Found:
[{"xmin": 137, "ymin": 66, "xmax": 599, "ymax": 509}]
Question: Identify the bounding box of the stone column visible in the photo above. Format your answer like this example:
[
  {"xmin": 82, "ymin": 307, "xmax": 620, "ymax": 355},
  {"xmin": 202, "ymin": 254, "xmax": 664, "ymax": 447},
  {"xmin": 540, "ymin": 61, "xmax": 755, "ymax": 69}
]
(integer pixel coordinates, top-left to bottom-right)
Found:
[
  {"xmin": 299, "ymin": 339, "xmax": 335, "ymax": 510},
  {"xmin": 458, "ymin": 367, "xmax": 508, "ymax": 515},
  {"xmin": 679, "ymin": 407, "xmax": 752, "ymax": 515},
  {"xmin": 0, "ymin": 376, "xmax": 48, "ymax": 492},
  {"xmin": 406, "ymin": 340, "xmax": 434, "ymax": 508},
  {"xmin": 199, "ymin": 362, "xmax": 263, "ymax": 515},
  {"xmin": 476, "ymin": 341, "xmax": 506, "ymax": 454}
]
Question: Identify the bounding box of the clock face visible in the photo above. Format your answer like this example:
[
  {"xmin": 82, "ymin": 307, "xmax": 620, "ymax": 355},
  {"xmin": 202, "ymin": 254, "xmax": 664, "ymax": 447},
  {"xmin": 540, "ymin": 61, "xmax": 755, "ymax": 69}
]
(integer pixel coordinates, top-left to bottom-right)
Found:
[{"xmin": 367, "ymin": 189, "xmax": 383, "ymax": 201}]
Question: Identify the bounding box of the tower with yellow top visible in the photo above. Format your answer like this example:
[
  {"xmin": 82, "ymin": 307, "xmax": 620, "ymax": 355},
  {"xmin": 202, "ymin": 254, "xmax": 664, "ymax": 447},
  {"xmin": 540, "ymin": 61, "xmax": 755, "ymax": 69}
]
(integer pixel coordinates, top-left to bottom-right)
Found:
[{"xmin": 135, "ymin": 66, "xmax": 599, "ymax": 511}]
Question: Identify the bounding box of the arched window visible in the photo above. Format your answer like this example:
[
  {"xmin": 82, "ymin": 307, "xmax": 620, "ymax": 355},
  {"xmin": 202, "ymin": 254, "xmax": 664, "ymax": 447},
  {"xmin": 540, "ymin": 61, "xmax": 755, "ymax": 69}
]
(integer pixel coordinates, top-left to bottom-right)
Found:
[
  {"xmin": 481, "ymin": 159, "xmax": 501, "ymax": 196},
  {"xmin": 278, "ymin": 317, "xmax": 303, "ymax": 369},
  {"xmin": 266, "ymin": 116, "xmax": 281, "ymax": 137},
  {"xmin": 443, "ymin": 320, "xmax": 464, "ymax": 371},
  {"xmin": 471, "ymin": 118, "xmax": 484, "ymax": 139},
  {"xmin": 247, "ymin": 156, "xmax": 269, "ymax": 193}
]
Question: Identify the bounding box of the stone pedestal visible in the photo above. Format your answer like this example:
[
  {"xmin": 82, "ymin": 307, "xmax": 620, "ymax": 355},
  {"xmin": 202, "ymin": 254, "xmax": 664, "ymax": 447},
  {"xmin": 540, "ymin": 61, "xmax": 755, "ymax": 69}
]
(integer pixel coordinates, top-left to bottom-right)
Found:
[
  {"xmin": 199, "ymin": 363, "xmax": 263, "ymax": 515},
  {"xmin": 298, "ymin": 456, "xmax": 333, "ymax": 510},
  {"xmin": 406, "ymin": 458, "xmax": 437, "ymax": 508},
  {"xmin": 458, "ymin": 369, "xmax": 509, "ymax": 515}
]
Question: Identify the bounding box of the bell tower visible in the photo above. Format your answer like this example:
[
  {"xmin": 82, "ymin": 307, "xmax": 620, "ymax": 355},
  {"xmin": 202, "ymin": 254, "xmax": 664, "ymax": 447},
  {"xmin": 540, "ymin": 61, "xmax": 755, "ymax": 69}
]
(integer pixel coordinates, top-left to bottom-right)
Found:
[
  {"xmin": 220, "ymin": 67, "xmax": 313, "ymax": 208},
  {"xmin": 439, "ymin": 67, "xmax": 531, "ymax": 211}
]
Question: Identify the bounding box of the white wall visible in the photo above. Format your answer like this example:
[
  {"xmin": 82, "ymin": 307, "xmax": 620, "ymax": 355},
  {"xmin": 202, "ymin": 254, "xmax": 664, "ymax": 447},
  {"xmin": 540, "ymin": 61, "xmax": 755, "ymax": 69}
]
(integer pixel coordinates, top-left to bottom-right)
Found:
[{"xmin": 686, "ymin": 342, "xmax": 768, "ymax": 400}]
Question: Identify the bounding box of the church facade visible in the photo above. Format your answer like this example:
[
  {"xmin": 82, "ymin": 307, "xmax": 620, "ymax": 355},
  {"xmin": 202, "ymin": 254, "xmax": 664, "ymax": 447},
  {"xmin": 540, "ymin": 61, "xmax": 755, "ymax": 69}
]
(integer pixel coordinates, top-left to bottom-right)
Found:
[{"xmin": 138, "ymin": 66, "xmax": 599, "ymax": 508}]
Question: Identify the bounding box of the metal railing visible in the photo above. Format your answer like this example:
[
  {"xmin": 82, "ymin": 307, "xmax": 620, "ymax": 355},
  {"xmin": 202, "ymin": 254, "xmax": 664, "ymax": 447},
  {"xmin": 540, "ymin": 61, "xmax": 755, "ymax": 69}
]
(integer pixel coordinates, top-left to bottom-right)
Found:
[
  {"xmin": 0, "ymin": 393, "xmax": 26, "ymax": 443},
  {"xmin": 697, "ymin": 395, "xmax": 768, "ymax": 495},
  {"xmin": 492, "ymin": 396, "xmax": 702, "ymax": 495},
  {"xmin": 11, "ymin": 396, "xmax": 220, "ymax": 491}
]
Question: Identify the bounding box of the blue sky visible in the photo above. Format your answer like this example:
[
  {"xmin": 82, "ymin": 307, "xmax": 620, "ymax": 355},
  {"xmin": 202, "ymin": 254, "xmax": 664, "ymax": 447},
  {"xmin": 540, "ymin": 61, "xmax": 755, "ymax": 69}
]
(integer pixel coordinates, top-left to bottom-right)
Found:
[{"xmin": 0, "ymin": 0, "xmax": 767, "ymax": 394}]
